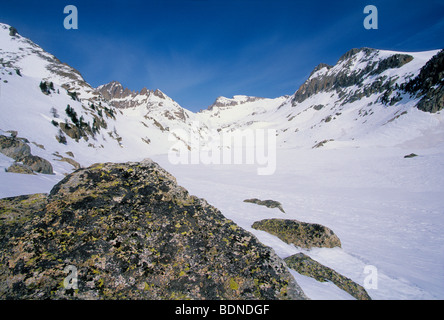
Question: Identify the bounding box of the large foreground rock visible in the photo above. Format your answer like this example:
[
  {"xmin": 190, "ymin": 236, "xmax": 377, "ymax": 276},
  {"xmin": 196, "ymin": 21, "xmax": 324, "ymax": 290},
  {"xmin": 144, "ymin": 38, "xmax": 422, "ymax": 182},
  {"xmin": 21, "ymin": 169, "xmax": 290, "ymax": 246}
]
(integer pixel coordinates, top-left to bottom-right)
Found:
[{"xmin": 0, "ymin": 159, "xmax": 307, "ymax": 300}]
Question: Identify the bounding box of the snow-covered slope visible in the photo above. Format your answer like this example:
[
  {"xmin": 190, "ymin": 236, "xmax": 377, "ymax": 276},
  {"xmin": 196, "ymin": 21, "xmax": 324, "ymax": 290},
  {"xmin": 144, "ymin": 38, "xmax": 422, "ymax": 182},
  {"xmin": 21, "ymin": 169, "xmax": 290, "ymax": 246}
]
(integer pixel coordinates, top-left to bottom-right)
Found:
[
  {"xmin": 1, "ymin": 21, "xmax": 444, "ymax": 299},
  {"xmin": 0, "ymin": 23, "xmax": 209, "ymax": 172},
  {"xmin": 277, "ymin": 48, "xmax": 442, "ymax": 148}
]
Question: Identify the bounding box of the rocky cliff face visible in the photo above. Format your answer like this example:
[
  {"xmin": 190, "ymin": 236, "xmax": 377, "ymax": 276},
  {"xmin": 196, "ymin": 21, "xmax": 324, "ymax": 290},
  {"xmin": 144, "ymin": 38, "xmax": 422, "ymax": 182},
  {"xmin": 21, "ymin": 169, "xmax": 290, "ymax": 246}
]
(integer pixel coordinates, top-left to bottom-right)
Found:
[
  {"xmin": 97, "ymin": 81, "xmax": 152, "ymax": 109},
  {"xmin": 0, "ymin": 159, "xmax": 307, "ymax": 300},
  {"xmin": 404, "ymin": 49, "xmax": 444, "ymax": 113},
  {"xmin": 291, "ymin": 48, "xmax": 415, "ymax": 106}
]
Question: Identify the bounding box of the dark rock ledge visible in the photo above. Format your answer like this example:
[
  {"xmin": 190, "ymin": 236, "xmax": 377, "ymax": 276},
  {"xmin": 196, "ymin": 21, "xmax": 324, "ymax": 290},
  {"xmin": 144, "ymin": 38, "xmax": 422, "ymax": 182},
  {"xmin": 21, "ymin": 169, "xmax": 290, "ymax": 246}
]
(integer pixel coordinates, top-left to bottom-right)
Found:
[
  {"xmin": 243, "ymin": 198, "xmax": 285, "ymax": 213},
  {"xmin": 284, "ymin": 253, "xmax": 371, "ymax": 300}
]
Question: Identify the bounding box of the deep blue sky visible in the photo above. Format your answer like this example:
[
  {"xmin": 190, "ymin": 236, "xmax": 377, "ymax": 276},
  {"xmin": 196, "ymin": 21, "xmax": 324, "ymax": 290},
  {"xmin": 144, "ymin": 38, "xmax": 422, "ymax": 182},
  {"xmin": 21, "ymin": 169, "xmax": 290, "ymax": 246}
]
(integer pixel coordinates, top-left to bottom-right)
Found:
[{"xmin": 1, "ymin": 0, "xmax": 443, "ymax": 111}]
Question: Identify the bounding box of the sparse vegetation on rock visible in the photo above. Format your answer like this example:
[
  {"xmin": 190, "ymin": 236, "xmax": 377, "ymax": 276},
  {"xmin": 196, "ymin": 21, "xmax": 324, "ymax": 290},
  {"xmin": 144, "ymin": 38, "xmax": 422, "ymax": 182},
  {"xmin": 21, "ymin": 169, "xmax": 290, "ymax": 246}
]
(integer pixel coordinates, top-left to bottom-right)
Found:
[
  {"xmin": 284, "ymin": 253, "xmax": 371, "ymax": 300},
  {"xmin": 404, "ymin": 50, "xmax": 444, "ymax": 113},
  {"xmin": 0, "ymin": 160, "xmax": 307, "ymax": 300},
  {"xmin": 252, "ymin": 218, "xmax": 341, "ymax": 249}
]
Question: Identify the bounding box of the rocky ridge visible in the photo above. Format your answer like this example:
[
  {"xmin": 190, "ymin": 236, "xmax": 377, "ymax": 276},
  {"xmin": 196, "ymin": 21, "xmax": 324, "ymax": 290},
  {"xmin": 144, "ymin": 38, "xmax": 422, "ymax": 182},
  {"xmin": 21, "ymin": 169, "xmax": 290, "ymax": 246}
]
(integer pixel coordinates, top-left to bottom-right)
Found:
[
  {"xmin": 97, "ymin": 81, "xmax": 170, "ymax": 110},
  {"xmin": 291, "ymin": 48, "xmax": 415, "ymax": 106},
  {"xmin": 207, "ymin": 95, "xmax": 267, "ymax": 111},
  {"xmin": 404, "ymin": 49, "xmax": 444, "ymax": 113}
]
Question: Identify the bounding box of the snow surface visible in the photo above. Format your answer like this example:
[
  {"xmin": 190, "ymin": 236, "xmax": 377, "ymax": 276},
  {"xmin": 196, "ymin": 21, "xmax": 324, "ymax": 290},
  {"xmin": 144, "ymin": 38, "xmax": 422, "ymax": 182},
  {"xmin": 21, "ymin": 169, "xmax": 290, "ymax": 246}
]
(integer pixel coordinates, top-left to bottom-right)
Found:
[{"xmin": 150, "ymin": 137, "xmax": 444, "ymax": 299}]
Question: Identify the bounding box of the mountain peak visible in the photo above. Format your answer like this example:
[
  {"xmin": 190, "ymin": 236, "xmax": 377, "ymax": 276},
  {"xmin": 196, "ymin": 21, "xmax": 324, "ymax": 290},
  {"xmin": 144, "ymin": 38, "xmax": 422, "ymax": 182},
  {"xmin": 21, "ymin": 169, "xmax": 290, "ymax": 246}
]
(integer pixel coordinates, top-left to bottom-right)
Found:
[
  {"xmin": 0, "ymin": 22, "xmax": 88, "ymax": 92},
  {"xmin": 97, "ymin": 81, "xmax": 152, "ymax": 108},
  {"xmin": 207, "ymin": 95, "xmax": 265, "ymax": 110},
  {"xmin": 337, "ymin": 47, "xmax": 377, "ymax": 62}
]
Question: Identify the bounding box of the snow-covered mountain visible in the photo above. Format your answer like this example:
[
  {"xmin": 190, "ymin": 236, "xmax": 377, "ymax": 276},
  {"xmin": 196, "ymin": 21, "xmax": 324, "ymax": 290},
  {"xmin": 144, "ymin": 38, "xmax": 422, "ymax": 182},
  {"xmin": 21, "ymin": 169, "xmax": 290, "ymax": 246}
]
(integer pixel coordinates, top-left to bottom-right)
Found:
[
  {"xmin": 1, "ymin": 22, "xmax": 442, "ymax": 173},
  {"xmin": 1, "ymin": 22, "xmax": 444, "ymax": 300},
  {"xmin": 199, "ymin": 47, "xmax": 442, "ymax": 150},
  {"xmin": 0, "ymin": 23, "xmax": 211, "ymax": 172}
]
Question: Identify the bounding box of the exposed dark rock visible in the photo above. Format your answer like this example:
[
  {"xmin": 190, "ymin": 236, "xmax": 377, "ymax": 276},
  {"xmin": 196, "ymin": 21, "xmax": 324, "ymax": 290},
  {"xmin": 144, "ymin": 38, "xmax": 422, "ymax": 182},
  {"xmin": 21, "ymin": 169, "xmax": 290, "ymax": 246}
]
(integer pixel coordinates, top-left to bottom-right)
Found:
[
  {"xmin": 97, "ymin": 81, "xmax": 165, "ymax": 110},
  {"xmin": 404, "ymin": 50, "xmax": 444, "ymax": 113},
  {"xmin": 284, "ymin": 253, "xmax": 371, "ymax": 300},
  {"xmin": 312, "ymin": 139, "xmax": 334, "ymax": 149},
  {"xmin": 292, "ymin": 48, "xmax": 415, "ymax": 106},
  {"xmin": 370, "ymin": 54, "xmax": 414, "ymax": 76},
  {"xmin": 404, "ymin": 153, "xmax": 418, "ymax": 158},
  {"xmin": 5, "ymin": 163, "xmax": 35, "ymax": 175},
  {"xmin": 9, "ymin": 26, "xmax": 18, "ymax": 37},
  {"xmin": 244, "ymin": 199, "xmax": 285, "ymax": 213},
  {"xmin": 338, "ymin": 48, "xmax": 375, "ymax": 62},
  {"xmin": 52, "ymin": 152, "xmax": 82, "ymax": 170},
  {"xmin": 208, "ymin": 96, "xmax": 265, "ymax": 111},
  {"xmin": 308, "ymin": 63, "xmax": 332, "ymax": 78},
  {"xmin": 0, "ymin": 160, "xmax": 307, "ymax": 300},
  {"xmin": 0, "ymin": 134, "xmax": 31, "ymax": 160},
  {"xmin": 252, "ymin": 219, "xmax": 341, "ymax": 249},
  {"xmin": 0, "ymin": 193, "xmax": 48, "ymax": 228},
  {"xmin": 20, "ymin": 155, "xmax": 53, "ymax": 174}
]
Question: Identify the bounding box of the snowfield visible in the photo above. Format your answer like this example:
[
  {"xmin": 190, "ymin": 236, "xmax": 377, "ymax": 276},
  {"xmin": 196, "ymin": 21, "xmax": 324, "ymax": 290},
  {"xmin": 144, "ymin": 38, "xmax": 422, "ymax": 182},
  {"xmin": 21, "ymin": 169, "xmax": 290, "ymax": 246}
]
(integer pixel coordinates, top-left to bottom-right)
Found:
[
  {"xmin": 2, "ymin": 136, "xmax": 444, "ymax": 299},
  {"xmin": 150, "ymin": 138, "xmax": 444, "ymax": 300}
]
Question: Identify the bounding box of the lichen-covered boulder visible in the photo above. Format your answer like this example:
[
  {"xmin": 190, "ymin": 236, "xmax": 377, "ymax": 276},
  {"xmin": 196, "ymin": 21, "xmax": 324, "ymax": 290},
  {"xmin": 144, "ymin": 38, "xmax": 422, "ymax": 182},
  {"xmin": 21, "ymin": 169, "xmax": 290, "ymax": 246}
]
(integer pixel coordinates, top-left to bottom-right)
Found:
[
  {"xmin": 284, "ymin": 253, "xmax": 371, "ymax": 300},
  {"xmin": 0, "ymin": 134, "xmax": 31, "ymax": 160},
  {"xmin": 252, "ymin": 218, "xmax": 341, "ymax": 249},
  {"xmin": 20, "ymin": 155, "xmax": 53, "ymax": 174},
  {"xmin": 0, "ymin": 159, "xmax": 307, "ymax": 300},
  {"xmin": 0, "ymin": 134, "xmax": 53, "ymax": 174}
]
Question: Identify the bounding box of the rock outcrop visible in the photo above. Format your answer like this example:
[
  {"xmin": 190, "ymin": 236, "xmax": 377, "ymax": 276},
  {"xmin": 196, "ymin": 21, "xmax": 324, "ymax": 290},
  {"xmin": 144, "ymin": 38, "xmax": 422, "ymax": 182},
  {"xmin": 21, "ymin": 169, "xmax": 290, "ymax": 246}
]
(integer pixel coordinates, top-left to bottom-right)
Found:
[
  {"xmin": 207, "ymin": 96, "xmax": 265, "ymax": 111},
  {"xmin": 292, "ymin": 48, "xmax": 415, "ymax": 106},
  {"xmin": 252, "ymin": 219, "xmax": 341, "ymax": 249},
  {"xmin": 284, "ymin": 253, "xmax": 371, "ymax": 300},
  {"xmin": 0, "ymin": 159, "xmax": 307, "ymax": 300},
  {"xmin": 243, "ymin": 198, "xmax": 285, "ymax": 213},
  {"xmin": 404, "ymin": 49, "xmax": 444, "ymax": 113},
  {"xmin": 97, "ymin": 81, "xmax": 151, "ymax": 109}
]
